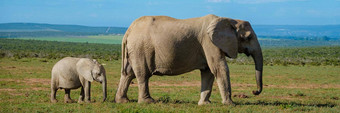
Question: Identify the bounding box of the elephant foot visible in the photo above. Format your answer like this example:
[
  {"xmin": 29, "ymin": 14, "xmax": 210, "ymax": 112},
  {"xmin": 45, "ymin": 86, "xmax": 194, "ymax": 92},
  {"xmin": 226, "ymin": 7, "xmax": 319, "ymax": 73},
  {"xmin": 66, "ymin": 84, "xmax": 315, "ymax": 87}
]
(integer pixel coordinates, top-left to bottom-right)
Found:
[
  {"xmin": 222, "ymin": 100, "xmax": 235, "ymax": 106},
  {"xmin": 198, "ymin": 100, "xmax": 211, "ymax": 105},
  {"xmin": 115, "ymin": 97, "xmax": 130, "ymax": 103},
  {"xmin": 51, "ymin": 99, "xmax": 58, "ymax": 103},
  {"xmin": 78, "ymin": 97, "xmax": 84, "ymax": 103},
  {"xmin": 138, "ymin": 97, "xmax": 155, "ymax": 104}
]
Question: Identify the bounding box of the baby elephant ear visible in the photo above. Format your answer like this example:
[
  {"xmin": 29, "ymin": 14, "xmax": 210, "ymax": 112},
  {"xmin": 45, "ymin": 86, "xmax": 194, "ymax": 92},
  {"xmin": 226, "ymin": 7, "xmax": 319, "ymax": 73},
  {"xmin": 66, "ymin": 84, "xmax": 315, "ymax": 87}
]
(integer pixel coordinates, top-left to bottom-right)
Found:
[
  {"xmin": 207, "ymin": 17, "xmax": 238, "ymax": 58},
  {"xmin": 76, "ymin": 59, "xmax": 94, "ymax": 82}
]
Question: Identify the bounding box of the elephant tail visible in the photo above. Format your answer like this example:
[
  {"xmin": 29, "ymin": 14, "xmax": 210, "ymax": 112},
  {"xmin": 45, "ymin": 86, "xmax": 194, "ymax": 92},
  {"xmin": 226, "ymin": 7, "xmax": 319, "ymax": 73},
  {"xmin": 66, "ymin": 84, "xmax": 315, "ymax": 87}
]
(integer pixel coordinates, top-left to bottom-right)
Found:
[
  {"xmin": 121, "ymin": 34, "xmax": 128, "ymax": 75},
  {"xmin": 121, "ymin": 20, "xmax": 137, "ymax": 75}
]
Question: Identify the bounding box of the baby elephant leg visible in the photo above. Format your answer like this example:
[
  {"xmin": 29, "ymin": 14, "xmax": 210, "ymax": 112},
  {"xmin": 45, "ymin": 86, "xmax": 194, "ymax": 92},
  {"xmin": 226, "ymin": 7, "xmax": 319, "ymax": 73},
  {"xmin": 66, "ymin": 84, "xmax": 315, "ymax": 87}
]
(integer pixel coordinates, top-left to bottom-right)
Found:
[
  {"xmin": 84, "ymin": 82, "xmax": 91, "ymax": 103},
  {"xmin": 78, "ymin": 87, "xmax": 85, "ymax": 103},
  {"xmin": 50, "ymin": 87, "xmax": 58, "ymax": 103},
  {"xmin": 64, "ymin": 89, "xmax": 73, "ymax": 103}
]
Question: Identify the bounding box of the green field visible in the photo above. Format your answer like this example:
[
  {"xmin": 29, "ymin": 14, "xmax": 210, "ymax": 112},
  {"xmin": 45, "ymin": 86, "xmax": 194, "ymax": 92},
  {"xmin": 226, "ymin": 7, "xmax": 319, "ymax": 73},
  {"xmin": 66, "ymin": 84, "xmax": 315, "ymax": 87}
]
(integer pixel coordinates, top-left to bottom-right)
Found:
[
  {"xmin": 0, "ymin": 38, "xmax": 340, "ymax": 112},
  {"xmin": 0, "ymin": 58, "xmax": 339, "ymax": 112},
  {"xmin": 15, "ymin": 35, "xmax": 124, "ymax": 44},
  {"xmin": 4, "ymin": 35, "xmax": 340, "ymax": 47}
]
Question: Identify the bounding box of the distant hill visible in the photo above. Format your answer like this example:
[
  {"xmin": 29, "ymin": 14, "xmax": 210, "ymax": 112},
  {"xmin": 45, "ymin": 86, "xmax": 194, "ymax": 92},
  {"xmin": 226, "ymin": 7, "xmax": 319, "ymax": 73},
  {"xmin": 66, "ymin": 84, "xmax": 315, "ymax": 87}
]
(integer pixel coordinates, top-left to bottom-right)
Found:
[
  {"xmin": 0, "ymin": 23, "xmax": 339, "ymax": 39},
  {"xmin": 0, "ymin": 23, "xmax": 127, "ymax": 37}
]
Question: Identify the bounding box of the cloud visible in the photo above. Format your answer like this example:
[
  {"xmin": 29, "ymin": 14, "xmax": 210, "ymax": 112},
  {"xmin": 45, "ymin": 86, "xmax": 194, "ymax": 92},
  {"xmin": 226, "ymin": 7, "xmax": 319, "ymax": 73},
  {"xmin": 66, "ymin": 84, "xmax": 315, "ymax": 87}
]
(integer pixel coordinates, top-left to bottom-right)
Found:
[{"xmin": 207, "ymin": 0, "xmax": 231, "ymax": 3}]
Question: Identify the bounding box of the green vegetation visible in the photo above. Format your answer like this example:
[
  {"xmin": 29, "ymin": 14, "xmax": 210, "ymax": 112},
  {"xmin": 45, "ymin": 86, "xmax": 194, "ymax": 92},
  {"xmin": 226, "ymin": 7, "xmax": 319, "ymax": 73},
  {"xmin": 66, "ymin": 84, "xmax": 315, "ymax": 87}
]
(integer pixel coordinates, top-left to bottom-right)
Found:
[
  {"xmin": 0, "ymin": 58, "xmax": 339, "ymax": 112},
  {"xmin": 259, "ymin": 38, "xmax": 340, "ymax": 47},
  {"xmin": 0, "ymin": 37, "xmax": 339, "ymax": 112},
  {"xmin": 1, "ymin": 38, "xmax": 340, "ymax": 66},
  {"xmin": 229, "ymin": 46, "xmax": 340, "ymax": 66},
  {"xmin": 15, "ymin": 35, "xmax": 123, "ymax": 44},
  {"xmin": 0, "ymin": 39, "xmax": 121, "ymax": 61}
]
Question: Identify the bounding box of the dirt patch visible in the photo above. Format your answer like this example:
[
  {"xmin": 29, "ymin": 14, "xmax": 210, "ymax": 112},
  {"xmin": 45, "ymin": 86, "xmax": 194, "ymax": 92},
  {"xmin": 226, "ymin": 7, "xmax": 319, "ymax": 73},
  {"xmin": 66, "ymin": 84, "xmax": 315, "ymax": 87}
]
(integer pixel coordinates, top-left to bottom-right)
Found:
[
  {"xmin": 0, "ymin": 78, "xmax": 50, "ymax": 85},
  {"xmin": 7, "ymin": 66, "xmax": 16, "ymax": 69},
  {"xmin": 0, "ymin": 87, "xmax": 49, "ymax": 96},
  {"xmin": 130, "ymin": 81, "xmax": 340, "ymax": 89},
  {"xmin": 31, "ymin": 87, "xmax": 49, "ymax": 91},
  {"xmin": 0, "ymin": 89, "xmax": 23, "ymax": 96},
  {"xmin": 0, "ymin": 88, "xmax": 17, "ymax": 91},
  {"xmin": 233, "ymin": 94, "xmax": 249, "ymax": 98},
  {"xmin": 0, "ymin": 88, "xmax": 47, "ymax": 96},
  {"xmin": 265, "ymin": 84, "xmax": 340, "ymax": 89},
  {"xmin": 25, "ymin": 78, "xmax": 50, "ymax": 85},
  {"xmin": 0, "ymin": 87, "xmax": 48, "ymax": 91},
  {"xmin": 131, "ymin": 81, "xmax": 201, "ymax": 87},
  {"xmin": 0, "ymin": 78, "xmax": 50, "ymax": 94},
  {"xmin": 268, "ymin": 96, "xmax": 299, "ymax": 100}
]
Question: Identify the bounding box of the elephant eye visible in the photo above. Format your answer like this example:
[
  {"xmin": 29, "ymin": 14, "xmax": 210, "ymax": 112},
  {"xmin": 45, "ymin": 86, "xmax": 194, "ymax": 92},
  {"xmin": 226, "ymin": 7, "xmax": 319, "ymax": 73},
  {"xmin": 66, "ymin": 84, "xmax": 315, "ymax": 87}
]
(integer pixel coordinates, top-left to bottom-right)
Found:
[{"xmin": 247, "ymin": 34, "xmax": 253, "ymax": 40}]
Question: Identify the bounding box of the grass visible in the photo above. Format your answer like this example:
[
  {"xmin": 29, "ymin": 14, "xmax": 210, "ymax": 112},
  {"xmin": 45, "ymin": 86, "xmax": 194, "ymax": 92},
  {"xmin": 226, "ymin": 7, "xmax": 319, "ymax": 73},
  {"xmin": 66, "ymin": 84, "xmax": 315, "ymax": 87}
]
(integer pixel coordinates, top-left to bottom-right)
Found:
[
  {"xmin": 0, "ymin": 58, "xmax": 339, "ymax": 112},
  {"xmin": 1, "ymin": 37, "xmax": 339, "ymax": 112}
]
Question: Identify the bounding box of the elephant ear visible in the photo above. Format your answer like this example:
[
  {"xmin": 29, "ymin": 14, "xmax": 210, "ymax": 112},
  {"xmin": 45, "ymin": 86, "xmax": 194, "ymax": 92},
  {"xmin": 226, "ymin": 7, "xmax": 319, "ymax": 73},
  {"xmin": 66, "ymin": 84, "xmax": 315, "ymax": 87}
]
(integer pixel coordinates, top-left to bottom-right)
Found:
[
  {"xmin": 207, "ymin": 17, "xmax": 238, "ymax": 58},
  {"xmin": 76, "ymin": 59, "xmax": 94, "ymax": 82}
]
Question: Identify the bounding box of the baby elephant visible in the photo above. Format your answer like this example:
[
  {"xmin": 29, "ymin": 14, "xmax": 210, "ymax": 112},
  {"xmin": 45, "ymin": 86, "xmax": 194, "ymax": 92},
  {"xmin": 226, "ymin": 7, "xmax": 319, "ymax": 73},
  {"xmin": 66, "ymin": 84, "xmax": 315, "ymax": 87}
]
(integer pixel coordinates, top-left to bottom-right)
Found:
[{"xmin": 50, "ymin": 57, "xmax": 107, "ymax": 103}]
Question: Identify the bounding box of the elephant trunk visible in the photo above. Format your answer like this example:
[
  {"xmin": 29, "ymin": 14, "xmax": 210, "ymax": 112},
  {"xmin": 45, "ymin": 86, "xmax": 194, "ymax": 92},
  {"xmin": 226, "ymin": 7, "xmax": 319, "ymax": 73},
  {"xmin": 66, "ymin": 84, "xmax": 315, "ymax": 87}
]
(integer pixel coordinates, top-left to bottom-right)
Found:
[
  {"xmin": 251, "ymin": 48, "xmax": 263, "ymax": 95},
  {"xmin": 102, "ymin": 78, "xmax": 107, "ymax": 102}
]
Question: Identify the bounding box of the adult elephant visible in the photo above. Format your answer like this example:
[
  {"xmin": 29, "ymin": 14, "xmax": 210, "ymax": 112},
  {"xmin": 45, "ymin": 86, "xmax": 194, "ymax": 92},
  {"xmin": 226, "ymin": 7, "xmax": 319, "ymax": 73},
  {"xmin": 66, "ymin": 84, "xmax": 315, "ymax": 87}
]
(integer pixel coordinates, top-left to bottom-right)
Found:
[{"xmin": 115, "ymin": 14, "xmax": 263, "ymax": 105}]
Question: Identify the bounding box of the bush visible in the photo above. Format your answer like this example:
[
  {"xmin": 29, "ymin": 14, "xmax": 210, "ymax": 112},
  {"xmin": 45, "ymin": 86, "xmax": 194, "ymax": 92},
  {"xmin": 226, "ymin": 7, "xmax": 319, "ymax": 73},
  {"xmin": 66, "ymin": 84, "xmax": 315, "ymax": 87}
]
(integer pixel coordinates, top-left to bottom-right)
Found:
[{"xmin": 227, "ymin": 46, "xmax": 340, "ymax": 66}]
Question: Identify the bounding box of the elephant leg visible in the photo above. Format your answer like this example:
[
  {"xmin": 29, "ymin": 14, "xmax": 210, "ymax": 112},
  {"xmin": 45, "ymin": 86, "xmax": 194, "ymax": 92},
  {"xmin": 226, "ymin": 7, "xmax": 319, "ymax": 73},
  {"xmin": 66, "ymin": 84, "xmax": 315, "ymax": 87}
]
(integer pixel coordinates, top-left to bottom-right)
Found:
[
  {"xmin": 64, "ymin": 89, "xmax": 73, "ymax": 103},
  {"xmin": 198, "ymin": 69, "xmax": 215, "ymax": 105},
  {"xmin": 84, "ymin": 81, "xmax": 91, "ymax": 103},
  {"xmin": 136, "ymin": 74, "xmax": 154, "ymax": 103},
  {"xmin": 214, "ymin": 63, "xmax": 234, "ymax": 105},
  {"xmin": 78, "ymin": 86, "xmax": 85, "ymax": 103},
  {"xmin": 129, "ymin": 57, "xmax": 154, "ymax": 103},
  {"xmin": 50, "ymin": 86, "xmax": 58, "ymax": 103},
  {"xmin": 115, "ymin": 64, "xmax": 135, "ymax": 103}
]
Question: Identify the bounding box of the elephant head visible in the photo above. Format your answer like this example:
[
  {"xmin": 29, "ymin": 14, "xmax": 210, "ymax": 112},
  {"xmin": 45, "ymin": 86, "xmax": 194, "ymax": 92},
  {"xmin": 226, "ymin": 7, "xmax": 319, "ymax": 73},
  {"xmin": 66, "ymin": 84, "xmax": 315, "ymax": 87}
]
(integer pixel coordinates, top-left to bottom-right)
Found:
[
  {"xmin": 207, "ymin": 17, "xmax": 263, "ymax": 95},
  {"xmin": 76, "ymin": 59, "xmax": 107, "ymax": 101}
]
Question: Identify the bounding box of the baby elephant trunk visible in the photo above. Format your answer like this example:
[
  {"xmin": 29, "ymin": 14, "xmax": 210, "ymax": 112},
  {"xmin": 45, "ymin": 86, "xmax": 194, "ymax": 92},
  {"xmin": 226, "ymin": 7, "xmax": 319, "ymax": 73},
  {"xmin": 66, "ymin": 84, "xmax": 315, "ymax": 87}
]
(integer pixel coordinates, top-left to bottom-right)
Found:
[{"xmin": 102, "ymin": 80, "xmax": 107, "ymax": 102}]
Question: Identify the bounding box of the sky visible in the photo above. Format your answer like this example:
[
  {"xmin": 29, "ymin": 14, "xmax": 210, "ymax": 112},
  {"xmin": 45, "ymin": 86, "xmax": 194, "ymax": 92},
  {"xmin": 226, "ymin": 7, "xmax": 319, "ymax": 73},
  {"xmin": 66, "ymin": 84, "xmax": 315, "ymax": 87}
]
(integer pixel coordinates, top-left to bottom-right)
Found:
[{"xmin": 0, "ymin": 0, "xmax": 339, "ymax": 27}]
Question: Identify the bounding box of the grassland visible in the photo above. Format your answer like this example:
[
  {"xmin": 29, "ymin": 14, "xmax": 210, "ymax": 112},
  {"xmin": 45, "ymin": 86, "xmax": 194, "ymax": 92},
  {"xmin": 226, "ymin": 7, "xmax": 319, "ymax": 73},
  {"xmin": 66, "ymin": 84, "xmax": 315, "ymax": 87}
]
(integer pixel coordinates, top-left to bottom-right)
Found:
[
  {"xmin": 15, "ymin": 35, "xmax": 123, "ymax": 44},
  {"xmin": 0, "ymin": 58, "xmax": 339, "ymax": 112},
  {"xmin": 0, "ymin": 38, "xmax": 339, "ymax": 112},
  {"xmin": 1, "ymin": 38, "xmax": 340, "ymax": 66},
  {"xmin": 0, "ymin": 39, "xmax": 121, "ymax": 61}
]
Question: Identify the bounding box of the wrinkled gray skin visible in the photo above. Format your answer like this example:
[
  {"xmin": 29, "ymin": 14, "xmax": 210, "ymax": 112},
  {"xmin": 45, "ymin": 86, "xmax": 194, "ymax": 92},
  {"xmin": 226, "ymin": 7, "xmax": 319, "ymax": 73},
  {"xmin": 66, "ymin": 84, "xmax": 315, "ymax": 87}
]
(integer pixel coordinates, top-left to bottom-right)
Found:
[
  {"xmin": 115, "ymin": 14, "xmax": 263, "ymax": 105},
  {"xmin": 50, "ymin": 57, "xmax": 107, "ymax": 103}
]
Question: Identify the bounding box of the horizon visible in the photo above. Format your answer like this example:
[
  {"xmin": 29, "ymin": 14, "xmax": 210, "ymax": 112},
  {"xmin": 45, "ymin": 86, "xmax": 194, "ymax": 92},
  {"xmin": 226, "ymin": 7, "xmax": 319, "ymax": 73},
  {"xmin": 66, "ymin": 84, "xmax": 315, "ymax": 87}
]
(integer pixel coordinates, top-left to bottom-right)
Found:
[
  {"xmin": 1, "ymin": 0, "xmax": 340, "ymax": 27},
  {"xmin": 1, "ymin": 22, "xmax": 340, "ymax": 28}
]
